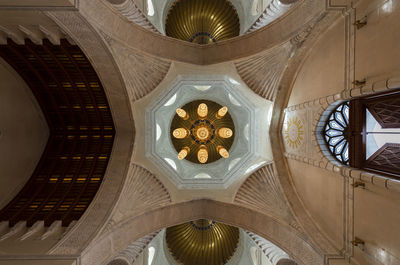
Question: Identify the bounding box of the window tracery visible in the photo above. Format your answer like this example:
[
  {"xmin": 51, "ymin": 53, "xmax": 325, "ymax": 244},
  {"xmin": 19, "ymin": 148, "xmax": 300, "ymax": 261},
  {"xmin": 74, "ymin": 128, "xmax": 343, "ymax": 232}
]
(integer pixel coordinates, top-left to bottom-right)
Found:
[{"xmin": 323, "ymin": 102, "xmax": 349, "ymax": 165}]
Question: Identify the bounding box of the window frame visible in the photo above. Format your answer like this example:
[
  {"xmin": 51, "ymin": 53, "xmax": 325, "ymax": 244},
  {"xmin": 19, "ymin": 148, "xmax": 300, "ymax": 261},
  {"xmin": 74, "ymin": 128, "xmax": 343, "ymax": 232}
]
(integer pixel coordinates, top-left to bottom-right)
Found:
[{"xmin": 349, "ymin": 89, "xmax": 400, "ymax": 179}]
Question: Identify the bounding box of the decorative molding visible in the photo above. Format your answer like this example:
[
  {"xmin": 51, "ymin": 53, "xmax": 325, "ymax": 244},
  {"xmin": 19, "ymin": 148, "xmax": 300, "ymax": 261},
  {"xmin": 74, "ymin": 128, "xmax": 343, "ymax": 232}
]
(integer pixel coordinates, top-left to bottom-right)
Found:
[
  {"xmin": 81, "ymin": 200, "xmax": 324, "ymax": 265},
  {"xmin": 0, "ymin": 220, "xmax": 75, "ymax": 242},
  {"xmin": 246, "ymin": 0, "xmax": 297, "ymax": 33},
  {"xmin": 235, "ymin": 42, "xmax": 292, "ymax": 101},
  {"xmin": 105, "ymin": 165, "xmax": 171, "ymax": 231},
  {"xmin": 44, "ymin": 11, "xmax": 135, "ymax": 255},
  {"xmin": 246, "ymin": 231, "xmax": 294, "ymax": 265},
  {"xmin": 268, "ymin": 2, "xmax": 352, "ymax": 261},
  {"xmin": 285, "ymin": 74, "xmax": 400, "ymax": 194},
  {"xmin": 101, "ymin": 32, "xmax": 171, "ymax": 101},
  {"xmin": 108, "ymin": 231, "xmax": 160, "ymax": 265},
  {"xmin": 0, "ymin": 0, "xmax": 78, "ymax": 10},
  {"xmin": 108, "ymin": 0, "xmax": 159, "ymax": 34},
  {"xmin": 234, "ymin": 164, "xmax": 300, "ymax": 230}
]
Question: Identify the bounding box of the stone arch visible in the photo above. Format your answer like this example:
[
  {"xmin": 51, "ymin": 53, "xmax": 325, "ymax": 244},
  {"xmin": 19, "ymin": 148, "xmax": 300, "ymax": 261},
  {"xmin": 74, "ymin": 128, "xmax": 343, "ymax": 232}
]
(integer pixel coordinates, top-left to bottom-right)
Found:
[
  {"xmin": 82, "ymin": 200, "xmax": 324, "ymax": 265},
  {"xmin": 44, "ymin": 10, "xmax": 135, "ymax": 255}
]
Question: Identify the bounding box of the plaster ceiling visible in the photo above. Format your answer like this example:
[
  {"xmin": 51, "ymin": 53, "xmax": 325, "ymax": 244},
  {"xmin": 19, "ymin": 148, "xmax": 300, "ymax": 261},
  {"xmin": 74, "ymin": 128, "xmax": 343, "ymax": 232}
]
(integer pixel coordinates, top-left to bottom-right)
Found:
[{"xmin": 133, "ymin": 62, "xmax": 273, "ymax": 190}]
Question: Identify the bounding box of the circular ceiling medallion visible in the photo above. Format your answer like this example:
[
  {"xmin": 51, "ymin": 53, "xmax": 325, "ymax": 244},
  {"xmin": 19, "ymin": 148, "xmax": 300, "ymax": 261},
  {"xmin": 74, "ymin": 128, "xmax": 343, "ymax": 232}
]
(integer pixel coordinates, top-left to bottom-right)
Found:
[
  {"xmin": 170, "ymin": 100, "xmax": 235, "ymax": 164},
  {"xmin": 165, "ymin": 0, "xmax": 240, "ymax": 44},
  {"xmin": 166, "ymin": 219, "xmax": 240, "ymax": 265}
]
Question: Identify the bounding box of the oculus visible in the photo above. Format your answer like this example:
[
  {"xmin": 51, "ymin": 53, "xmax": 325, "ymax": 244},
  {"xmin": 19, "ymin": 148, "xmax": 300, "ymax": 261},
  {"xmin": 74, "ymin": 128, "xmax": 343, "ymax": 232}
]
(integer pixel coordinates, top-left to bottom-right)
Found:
[{"xmin": 170, "ymin": 100, "xmax": 234, "ymax": 164}]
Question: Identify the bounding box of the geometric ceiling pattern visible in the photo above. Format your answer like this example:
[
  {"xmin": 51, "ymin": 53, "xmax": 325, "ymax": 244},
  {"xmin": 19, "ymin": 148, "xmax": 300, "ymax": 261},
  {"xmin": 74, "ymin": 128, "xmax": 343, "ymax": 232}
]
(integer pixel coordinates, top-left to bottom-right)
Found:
[{"xmin": 0, "ymin": 39, "xmax": 114, "ymax": 227}]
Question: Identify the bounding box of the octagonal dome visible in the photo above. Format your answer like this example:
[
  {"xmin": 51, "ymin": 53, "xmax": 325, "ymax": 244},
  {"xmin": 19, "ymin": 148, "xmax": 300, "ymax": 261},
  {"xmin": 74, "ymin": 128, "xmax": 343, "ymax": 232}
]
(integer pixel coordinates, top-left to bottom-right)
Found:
[{"xmin": 133, "ymin": 62, "xmax": 272, "ymax": 189}]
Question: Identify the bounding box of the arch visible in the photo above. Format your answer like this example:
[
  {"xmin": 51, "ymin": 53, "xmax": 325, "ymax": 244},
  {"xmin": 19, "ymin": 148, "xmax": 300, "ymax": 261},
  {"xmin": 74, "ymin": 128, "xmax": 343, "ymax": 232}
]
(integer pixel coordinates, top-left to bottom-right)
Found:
[
  {"xmin": 82, "ymin": 200, "xmax": 323, "ymax": 265},
  {"xmin": 44, "ymin": 11, "xmax": 135, "ymax": 254},
  {"xmin": 321, "ymin": 101, "xmax": 350, "ymax": 165},
  {"xmin": 74, "ymin": 0, "xmax": 326, "ymax": 65}
]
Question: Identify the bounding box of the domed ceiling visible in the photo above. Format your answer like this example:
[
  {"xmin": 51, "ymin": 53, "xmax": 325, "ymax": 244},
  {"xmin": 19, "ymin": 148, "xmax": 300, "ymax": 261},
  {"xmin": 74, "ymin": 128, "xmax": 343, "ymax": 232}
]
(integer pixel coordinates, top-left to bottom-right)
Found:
[
  {"xmin": 165, "ymin": 0, "xmax": 240, "ymax": 44},
  {"xmin": 170, "ymin": 100, "xmax": 234, "ymax": 164},
  {"xmin": 166, "ymin": 219, "xmax": 240, "ymax": 265}
]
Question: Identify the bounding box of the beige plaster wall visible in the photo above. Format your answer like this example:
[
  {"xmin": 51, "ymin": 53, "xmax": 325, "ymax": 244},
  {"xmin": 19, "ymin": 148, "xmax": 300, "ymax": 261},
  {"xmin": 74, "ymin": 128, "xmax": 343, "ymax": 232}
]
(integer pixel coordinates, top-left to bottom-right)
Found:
[
  {"xmin": 0, "ymin": 57, "xmax": 48, "ymax": 209},
  {"xmin": 351, "ymin": 2, "xmax": 400, "ymax": 263},
  {"xmin": 287, "ymin": 159, "xmax": 344, "ymax": 250},
  {"xmin": 286, "ymin": 0, "xmax": 400, "ymax": 264},
  {"xmin": 287, "ymin": 18, "xmax": 345, "ymax": 107}
]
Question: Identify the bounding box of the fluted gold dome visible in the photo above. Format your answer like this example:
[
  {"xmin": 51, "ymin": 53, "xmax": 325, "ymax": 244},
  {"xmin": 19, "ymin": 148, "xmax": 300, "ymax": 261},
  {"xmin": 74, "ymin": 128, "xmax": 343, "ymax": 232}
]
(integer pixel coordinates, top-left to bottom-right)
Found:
[
  {"xmin": 166, "ymin": 219, "xmax": 240, "ymax": 265},
  {"xmin": 170, "ymin": 100, "xmax": 235, "ymax": 164},
  {"xmin": 165, "ymin": 0, "xmax": 240, "ymax": 44}
]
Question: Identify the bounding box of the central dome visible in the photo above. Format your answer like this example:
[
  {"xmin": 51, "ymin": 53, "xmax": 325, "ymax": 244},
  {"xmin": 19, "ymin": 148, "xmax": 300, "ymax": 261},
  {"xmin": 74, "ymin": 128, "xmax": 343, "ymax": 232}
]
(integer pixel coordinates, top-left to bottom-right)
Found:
[
  {"xmin": 170, "ymin": 100, "xmax": 235, "ymax": 164},
  {"xmin": 165, "ymin": 0, "xmax": 240, "ymax": 44},
  {"xmin": 166, "ymin": 219, "xmax": 240, "ymax": 265}
]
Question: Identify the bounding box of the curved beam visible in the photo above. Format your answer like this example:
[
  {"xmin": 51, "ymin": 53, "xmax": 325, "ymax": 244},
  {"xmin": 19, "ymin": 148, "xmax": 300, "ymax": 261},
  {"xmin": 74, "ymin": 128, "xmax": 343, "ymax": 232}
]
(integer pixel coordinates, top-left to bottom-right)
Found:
[
  {"xmin": 76, "ymin": 0, "xmax": 325, "ymax": 65},
  {"xmin": 44, "ymin": 11, "xmax": 135, "ymax": 255},
  {"xmin": 82, "ymin": 200, "xmax": 323, "ymax": 265}
]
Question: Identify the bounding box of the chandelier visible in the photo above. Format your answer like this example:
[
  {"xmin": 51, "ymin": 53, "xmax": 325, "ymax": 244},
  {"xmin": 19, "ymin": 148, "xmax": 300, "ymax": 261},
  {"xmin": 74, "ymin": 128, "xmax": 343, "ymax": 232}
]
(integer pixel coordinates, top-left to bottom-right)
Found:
[{"xmin": 170, "ymin": 100, "xmax": 235, "ymax": 164}]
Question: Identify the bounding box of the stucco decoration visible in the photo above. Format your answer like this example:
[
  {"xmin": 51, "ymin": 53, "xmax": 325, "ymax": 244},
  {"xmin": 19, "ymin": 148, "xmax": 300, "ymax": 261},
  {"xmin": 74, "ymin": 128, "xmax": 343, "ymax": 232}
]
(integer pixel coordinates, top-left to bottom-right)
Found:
[
  {"xmin": 107, "ymin": 0, "xmax": 160, "ymax": 33},
  {"xmin": 81, "ymin": 200, "xmax": 324, "ymax": 265},
  {"xmin": 246, "ymin": 0, "xmax": 299, "ymax": 33},
  {"xmin": 245, "ymin": 231, "xmax": 294, "ymax": 265},
  {"xmin": 282, "ymin": 110, "xmax": 308, "ymax": 153},
  {"xmin": 283, "ymin": 116, "xmax": 304, "ymax": 150},
  {"xmin": 138, "ymin": 69, "xmax": 273, "ymax": 189},
  {"xmin": 107, "ymin": 230, "xmax": 160, "ymax": 265},
  {"xmin": 235, "ymin": 42, "xmax": 292, "ymax": 101},
  {"xmin": 100, "ymin": 34, "xmax": 171, "ymax": 101},
  {"xmin": 234, "ymin": 164, "xmax": 300, "ymax": 230},
  {"xmin": 44, "ymin": 11, "xmax": 135, "ymax": 255},
  {"xmin": 105, "ymin": 165, "xmax": 171, "ymax": 231}
]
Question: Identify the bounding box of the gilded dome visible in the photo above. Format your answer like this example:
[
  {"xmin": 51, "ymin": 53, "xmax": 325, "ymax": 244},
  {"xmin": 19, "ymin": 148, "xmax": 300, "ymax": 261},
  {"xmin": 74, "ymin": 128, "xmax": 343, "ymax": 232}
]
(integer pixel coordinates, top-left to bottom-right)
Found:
[
  {"xmin": 166, "ymin": 219, "xmax": 240, "ymax": 265},
  {"xmin": 165, "ymin": 0, "xmax": 240, "ymax": 44}
]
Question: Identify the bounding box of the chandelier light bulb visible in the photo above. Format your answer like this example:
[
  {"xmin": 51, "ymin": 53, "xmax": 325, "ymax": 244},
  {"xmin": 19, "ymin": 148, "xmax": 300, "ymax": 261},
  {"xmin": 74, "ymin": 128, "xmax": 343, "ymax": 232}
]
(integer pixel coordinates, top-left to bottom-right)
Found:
[
  {"xmin": 173, "ymin": 128, "xmax": 189, "ymax": 139},
  {"xmin": 217, "ymin": 146, "xmax": 229, "ymax": 158},
  {"xmin": 197, "ymin": 146, "xmax": 208, "ymax": 164},
  {"xmin": 218, "ymin": 128, "xmax": 233, "ymax": 138},
  {"xmin": 216, "ymin": 106, "xmax": 228, "ymax": 119},
  {"xmin": 197, "ymin": 103, "xmax": 208, "ymax": 118},
  {"xmin": 176, "ymin": 108, "xmax": 189, "ymax": 120},
  {"xmin": 178, "ymin": 147, "xmax": 190, "ymax": 160}
]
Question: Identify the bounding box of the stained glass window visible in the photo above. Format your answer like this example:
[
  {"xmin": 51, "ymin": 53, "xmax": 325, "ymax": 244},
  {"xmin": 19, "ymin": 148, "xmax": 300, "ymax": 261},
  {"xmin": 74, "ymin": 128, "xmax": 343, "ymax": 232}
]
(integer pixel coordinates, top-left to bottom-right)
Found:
[{"xmin": 324, "ymin": 102, "xmax": 349, "ymax": 165}]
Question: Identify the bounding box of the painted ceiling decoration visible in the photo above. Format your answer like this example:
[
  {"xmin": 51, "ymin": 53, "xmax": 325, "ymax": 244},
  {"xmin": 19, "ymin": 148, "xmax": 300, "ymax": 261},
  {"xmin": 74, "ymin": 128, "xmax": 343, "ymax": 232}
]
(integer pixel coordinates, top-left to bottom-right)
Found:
[
  {"xmin": 165, "ymin": 0, "xmax": 240, "ymax": 44},
  {"xmin": 166, "ymin": 219, "xmax": 240, "ymax": 265},
  {"xmin": 170, "ymin": 100, "xmax": 234, "ymax": 164},
  {"xmin": 0, "ymin": 38, "xmax": 115, "ymax": 227}
]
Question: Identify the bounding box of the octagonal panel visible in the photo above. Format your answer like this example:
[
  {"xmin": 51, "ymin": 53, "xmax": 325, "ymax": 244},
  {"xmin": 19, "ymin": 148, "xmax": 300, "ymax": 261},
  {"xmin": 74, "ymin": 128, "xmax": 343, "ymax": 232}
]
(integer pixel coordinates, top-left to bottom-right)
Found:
[{"xmin": 133, "ymin": 63, "xmax": 272, "ymax": 189}]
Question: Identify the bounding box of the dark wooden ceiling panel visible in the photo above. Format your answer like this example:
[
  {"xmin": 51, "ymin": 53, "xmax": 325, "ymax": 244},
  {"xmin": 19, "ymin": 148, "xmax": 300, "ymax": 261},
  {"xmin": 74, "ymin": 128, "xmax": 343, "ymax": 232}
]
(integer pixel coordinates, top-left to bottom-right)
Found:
[{"xmin": 0, "ymin": 39, "xmax": 115, "ymax": 227}]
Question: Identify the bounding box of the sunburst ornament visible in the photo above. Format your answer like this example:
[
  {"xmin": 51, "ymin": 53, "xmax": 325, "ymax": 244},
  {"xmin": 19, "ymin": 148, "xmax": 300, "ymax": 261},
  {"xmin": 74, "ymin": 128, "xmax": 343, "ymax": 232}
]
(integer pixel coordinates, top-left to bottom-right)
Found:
[{"xmin": 284, "ymin": 116, "xmax": 304, "ymax": 149}]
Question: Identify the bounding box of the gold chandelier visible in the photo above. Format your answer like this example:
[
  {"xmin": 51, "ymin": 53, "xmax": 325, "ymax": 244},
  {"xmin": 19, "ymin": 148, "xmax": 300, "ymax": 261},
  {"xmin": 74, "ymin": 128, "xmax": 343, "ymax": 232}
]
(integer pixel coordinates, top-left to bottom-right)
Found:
[
  {"xmin": 170, "ymin": 100, "xmax": 235, "ymax": 164},
  {"xmin": 166, "ymin": 219, "xmax": 240, "ymax": 265},
  {"xmin": 165, "ymin": 0, "xmax": 240, "ymax": 44}
]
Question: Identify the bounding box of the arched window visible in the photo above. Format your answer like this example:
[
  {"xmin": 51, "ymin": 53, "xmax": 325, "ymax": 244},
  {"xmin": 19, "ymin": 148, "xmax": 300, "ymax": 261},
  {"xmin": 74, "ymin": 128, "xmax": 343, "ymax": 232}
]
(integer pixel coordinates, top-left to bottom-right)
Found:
[
  {"xmin": 322, "ymin": 89, "xmax": 400, "ymax": 178},
  {"xmin": 148, "ymin": 246, "xmax": 155, "ymax": 265},
  {"xmin": 349, "ymin": 90, "xmax": 400, "ymax": 178},
  {"xmin": 250, "ymin": 246, "xmax": 259, "ymax": 265},
  {"xmin": 147, "ymin": 0, "xmax": 155, "ymax": 16},
  {"xmin": 323, "ymin": 102, "xmax": 349, "ymax": 165}
]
